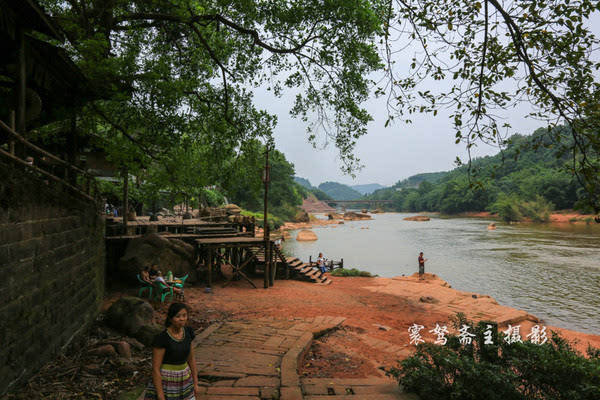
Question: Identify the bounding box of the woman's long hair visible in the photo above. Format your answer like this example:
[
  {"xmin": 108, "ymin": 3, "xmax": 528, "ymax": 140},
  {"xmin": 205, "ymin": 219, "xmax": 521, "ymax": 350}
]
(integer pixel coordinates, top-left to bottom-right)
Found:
[{"xmin": 165, "ymin": 302, "xmax": 189, "ymax": 327}]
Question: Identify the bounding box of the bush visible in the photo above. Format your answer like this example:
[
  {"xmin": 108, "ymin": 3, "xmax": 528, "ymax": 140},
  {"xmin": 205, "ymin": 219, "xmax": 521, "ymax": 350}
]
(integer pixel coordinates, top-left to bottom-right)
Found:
[
  {"xmin": 386, "ymin": 315, "xmax": 600, "ymax": 400},
  {"xmin": 490, "ymin": 194, "xmax": 554, "ymax": 222},
  {"xmin": 330, "ymin": 268, "xmax": 372, "ymax": 277},
  {"xmin": 240, "ymin": 210, "xmax": 284, "ymax": 230}
]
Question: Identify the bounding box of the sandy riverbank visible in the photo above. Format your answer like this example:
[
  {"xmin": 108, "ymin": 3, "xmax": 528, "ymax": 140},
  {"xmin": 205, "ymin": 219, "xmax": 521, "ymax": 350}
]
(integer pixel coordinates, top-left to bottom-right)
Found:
[
  {"xmin": 454, "ymin": 210, "xmax": 599, "ymax": 224},
  {"xmin": 104, "ymin": 272, "xmax": 600, "ymax": 379}
]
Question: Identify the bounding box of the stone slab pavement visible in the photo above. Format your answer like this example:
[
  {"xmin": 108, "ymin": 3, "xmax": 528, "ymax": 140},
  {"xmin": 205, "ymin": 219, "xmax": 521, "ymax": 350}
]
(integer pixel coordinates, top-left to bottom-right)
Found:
[
  {"xmin": 141, "ymin": 316, "xmax": 418, "ymax": 399},
  {"xmin": 191, "ymin": 316, "xmax": 420, "ymax": 400}
]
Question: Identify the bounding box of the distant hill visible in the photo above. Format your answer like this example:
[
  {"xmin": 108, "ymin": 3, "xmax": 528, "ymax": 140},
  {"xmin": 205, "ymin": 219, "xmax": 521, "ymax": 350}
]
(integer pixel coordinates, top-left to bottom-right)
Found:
[
  {"xmin": 366, "ymin": 125, "xmax": 583, "ymax": 214},
  {"xmin": 351, "ymin": 183, "xmax": 386, "ymax": 195},
  {"xmin": 392, "ymin": 172, "xmax": 448, "ymax": 189},
  {"xmin": 294, "ymin": 176, "xmax": 314, "ymax": 189},
  {"xmin": 318, "ymin": 181, "xmax": 363, "ymax": 200}
]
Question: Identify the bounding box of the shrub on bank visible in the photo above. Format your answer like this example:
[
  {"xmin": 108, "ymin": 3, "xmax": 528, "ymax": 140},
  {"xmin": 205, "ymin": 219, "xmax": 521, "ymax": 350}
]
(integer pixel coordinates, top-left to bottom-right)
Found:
[
  {"xmin": 240, "ymin": 210, "xmax": 284, "ymax": 230},
  {"xmin": 330, "ymin": 268, "xmax": 372, "ymax": 277},
  {"xmin": 490, "ymin": 194, "xmax": 554, "ymax": 222},
  {"xmin": 386, "ymin": 315, "xmax": 600, "ymax": 400}
]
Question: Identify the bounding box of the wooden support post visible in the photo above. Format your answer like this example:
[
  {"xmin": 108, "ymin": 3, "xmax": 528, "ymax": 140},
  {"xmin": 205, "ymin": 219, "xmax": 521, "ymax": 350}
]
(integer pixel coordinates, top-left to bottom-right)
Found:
[
  {"xmin": 269, "ymin": 241, "xmax": 275, "ymax": 285},
  {"xmin": 207, "ymin": 247, "xmax": 213, "ymax": 288},
  {"xmin": 263, "ymin": 240, "xmax": 269, "ymax": 288}
]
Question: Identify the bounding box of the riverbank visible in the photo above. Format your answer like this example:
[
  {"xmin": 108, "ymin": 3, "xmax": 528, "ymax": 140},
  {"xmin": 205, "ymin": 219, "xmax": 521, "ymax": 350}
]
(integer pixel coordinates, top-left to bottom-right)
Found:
[
  {"xmin": 452, "ymin": 210, "xmax": 598, "ymax": 224},
  {"xmin": 141, "ymin": 273, "xmax": 600, "ymax": 378}
]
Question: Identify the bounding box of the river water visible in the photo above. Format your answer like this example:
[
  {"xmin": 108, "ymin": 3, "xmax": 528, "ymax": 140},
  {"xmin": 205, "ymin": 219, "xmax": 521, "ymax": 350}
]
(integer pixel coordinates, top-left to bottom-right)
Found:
[{"xmin": 281, "ymin": 213, "xmax": 600, "ymax": 335}]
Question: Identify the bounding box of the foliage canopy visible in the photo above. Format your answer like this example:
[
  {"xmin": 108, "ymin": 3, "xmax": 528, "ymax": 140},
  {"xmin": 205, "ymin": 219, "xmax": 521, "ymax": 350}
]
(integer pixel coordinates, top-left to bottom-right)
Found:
[{"xmin": 38, "ymin": 0, "xmax": 600, "ymax": 211}]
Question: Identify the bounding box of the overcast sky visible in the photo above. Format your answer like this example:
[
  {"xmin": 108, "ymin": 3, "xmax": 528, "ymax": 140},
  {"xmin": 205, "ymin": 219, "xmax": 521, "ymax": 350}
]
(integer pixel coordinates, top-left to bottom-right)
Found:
[
  {"xmin": 251, "ymin": 11, "xmax": 600, "ymax": 189},
  {"xmin": 256, "ymin": 86, "xmax": 540, "ymax": 188}
]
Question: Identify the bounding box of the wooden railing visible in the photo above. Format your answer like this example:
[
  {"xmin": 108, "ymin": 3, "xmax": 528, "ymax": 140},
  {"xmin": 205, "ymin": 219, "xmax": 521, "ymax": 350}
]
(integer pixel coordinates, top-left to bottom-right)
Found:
[{"xmin": 0, "ymin": 119, "xmax": 100, "ymax": 204}]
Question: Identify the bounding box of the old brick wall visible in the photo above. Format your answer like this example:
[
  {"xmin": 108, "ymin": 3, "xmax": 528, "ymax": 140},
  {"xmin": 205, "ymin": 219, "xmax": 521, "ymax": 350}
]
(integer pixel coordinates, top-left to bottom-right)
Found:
[{"xmin": 0, "ymin": 159, "xmax": 105, "ymax": 393}]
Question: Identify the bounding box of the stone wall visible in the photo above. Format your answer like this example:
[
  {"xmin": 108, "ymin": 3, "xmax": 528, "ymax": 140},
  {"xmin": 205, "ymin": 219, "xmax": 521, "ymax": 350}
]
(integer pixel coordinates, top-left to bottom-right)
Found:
[{"xmin": 0, "ymin": 159, "xmax": 105, "ymax": 394}]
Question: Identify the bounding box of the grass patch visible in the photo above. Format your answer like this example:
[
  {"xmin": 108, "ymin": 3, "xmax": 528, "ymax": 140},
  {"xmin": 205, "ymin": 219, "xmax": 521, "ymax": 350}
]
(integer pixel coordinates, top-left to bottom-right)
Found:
[{"xmin": 330, "ymin": 268, "xmax": 372, "ymax": 277}]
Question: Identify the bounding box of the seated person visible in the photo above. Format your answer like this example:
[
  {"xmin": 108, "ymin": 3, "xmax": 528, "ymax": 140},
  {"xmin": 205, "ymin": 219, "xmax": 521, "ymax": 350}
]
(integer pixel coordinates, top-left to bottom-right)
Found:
[
  {"xmin": 316, "ymin": 252, "xmax": 327, "ymax": 274},
  {"xmin": 149, "ymin": 265, "xmax": 159, "ymax": 279},
  {"xmin": 154, "ymin": 270, "xmax": 182, "ymax": 294},
  {"xmin": 140, "ymin": 267, "xmax": 153, "ymax": 284}
]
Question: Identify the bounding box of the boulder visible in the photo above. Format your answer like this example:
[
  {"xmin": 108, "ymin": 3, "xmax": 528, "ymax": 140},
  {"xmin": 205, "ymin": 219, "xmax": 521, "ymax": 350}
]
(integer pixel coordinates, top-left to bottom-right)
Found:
[
  {"xmin": 361, "ymin": 209, "xmax": 368, "ymax": 213},
  {"xmin": 294, "ymin": 210, "xmax": 310, "ymax": 223},
  {"xmin": 118, "ymin": 232, "xmax": 196, "ymax": 283},
  {"xmin": 135, "ymin": 324, "xmax": 164, "ymax": 346},
  {"xmin": 372, "ymin": 208, "xmax": 384, "ymax": 214},
  {"xmin": 327, "ymin": 213, "xmax": 343, "ymax": 220},
  {"xmin": 224, "ymin": 204, "xmax": 242, "ymax": 215},
  {"xmin": 105, "ymin": 297, "xmax": 154, "ymax": 337},
  {"xmin": 404, "ymin": 215, "xmax": 430, "ymax": 221},
  {"xmin": 487, "ymin": 223, "xmax": 497, "ymax": 230},
  {"xmin": 343, "ymin": 212, "xmax": 372, "ymax": 221},
  {"xmin": 296, "ymin": 229, "xmax": 318, "ymax": 241}
]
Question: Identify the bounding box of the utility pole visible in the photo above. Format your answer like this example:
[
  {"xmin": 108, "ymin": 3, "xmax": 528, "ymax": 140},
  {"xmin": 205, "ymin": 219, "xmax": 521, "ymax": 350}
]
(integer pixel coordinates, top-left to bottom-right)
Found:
[{"xmin": 263, "ymin": 146, "xmax": 271, "ymax": 288}]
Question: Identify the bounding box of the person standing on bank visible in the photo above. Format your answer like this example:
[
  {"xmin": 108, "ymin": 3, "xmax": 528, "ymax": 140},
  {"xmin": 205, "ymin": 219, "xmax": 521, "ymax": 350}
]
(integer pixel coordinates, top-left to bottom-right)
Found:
[
  {"xmin": 144, "ymin": 303, "xmax": 200, "ymax": 400},
  {"xmin": 418, "ymin": 252, "xmax": 427, "ymax": 280}
]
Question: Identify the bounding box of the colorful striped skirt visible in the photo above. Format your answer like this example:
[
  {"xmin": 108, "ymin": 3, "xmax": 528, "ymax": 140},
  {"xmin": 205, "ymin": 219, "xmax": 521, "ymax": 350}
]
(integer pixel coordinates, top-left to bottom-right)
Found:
[{"xmin": 144, "ymin": 363, "xmax": 195, "ymax": 400}]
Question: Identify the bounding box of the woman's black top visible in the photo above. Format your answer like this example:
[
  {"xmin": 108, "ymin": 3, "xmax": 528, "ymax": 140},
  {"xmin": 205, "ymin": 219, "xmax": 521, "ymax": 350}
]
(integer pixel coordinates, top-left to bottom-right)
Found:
[{"xmin": 152, "ymin": 326, "xmax": 195, "ymax": 365}]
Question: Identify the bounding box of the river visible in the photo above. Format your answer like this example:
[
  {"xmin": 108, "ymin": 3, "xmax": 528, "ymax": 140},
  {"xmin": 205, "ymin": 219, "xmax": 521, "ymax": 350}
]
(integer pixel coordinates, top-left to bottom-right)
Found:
[{"xmin": 281, "ymin": 213, "xmax": 600, "ymax": 335}]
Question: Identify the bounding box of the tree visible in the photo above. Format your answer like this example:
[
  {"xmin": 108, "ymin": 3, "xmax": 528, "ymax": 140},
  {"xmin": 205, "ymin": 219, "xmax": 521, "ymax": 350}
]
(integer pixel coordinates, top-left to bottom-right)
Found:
[
  {"xmin": 40, "ymin": 1, "xmax": 600, "ymax": 212},
  {"xmin": 381, "ymin": 0, "xmax": 600, "ymax": 211},
  {"xmin": 40, "ymin": 0, "xmax": 386, "ymax": 175}
]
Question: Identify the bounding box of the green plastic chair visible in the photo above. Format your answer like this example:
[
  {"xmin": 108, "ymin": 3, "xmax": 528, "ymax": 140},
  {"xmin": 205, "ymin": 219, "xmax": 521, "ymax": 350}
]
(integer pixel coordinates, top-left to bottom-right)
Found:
[
  {"xmin": 137, "ymin": 274, "xmax": 153, "ymax": 298},
  {"xmin": 154, "ymin": 281, "xmax": 174, "ymax": 303},
  {"xmin": 174, "ymin": 274, "xmax": 189, "ymax": 288}
]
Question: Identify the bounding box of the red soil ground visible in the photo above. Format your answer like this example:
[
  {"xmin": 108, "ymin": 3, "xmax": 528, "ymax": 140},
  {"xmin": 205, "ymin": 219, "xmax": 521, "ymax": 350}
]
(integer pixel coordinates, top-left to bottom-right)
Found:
[{"xmin": 105, "ymin": 273, "xmax": 600, "ymax": 379}]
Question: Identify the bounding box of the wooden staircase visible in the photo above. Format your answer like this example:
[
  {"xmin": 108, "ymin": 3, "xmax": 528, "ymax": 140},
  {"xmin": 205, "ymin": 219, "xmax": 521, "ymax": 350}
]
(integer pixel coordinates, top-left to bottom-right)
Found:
[{"xmin": 255, "ymin": 246, "xmax": 332, "ymax": 285}]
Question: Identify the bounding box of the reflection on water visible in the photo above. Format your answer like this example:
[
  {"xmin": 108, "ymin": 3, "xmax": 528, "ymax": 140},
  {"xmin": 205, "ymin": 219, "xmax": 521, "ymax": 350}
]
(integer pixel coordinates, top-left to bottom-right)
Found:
[{"xmin": 282, "ymin": 213, "xmax": 600, "ymax": 334}]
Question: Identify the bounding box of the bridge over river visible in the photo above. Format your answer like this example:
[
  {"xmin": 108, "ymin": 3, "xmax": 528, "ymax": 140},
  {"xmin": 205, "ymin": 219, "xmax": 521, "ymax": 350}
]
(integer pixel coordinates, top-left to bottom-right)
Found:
[{"xmin": 325, "ymin": 199, "xmax": 393, "ymax": 206}]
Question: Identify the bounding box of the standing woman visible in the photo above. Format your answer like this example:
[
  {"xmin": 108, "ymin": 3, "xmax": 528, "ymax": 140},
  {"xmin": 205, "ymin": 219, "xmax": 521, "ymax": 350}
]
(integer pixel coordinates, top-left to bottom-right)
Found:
[{"xmin": 144, "ymin": 303, "xmax": 201, "ymax": 400}]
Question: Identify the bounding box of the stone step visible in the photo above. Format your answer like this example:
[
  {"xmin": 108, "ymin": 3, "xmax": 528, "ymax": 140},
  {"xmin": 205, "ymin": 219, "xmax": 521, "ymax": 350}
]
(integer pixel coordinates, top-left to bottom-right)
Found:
[{"xmin": 303, "ymin": 382, "xmax": 402, "ymax": 396}]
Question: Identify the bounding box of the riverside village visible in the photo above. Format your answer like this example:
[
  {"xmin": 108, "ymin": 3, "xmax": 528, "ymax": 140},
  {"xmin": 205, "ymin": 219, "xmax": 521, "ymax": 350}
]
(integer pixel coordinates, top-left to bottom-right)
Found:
[{"xmin": 2, "ymin": 1, "xmax": 600, "ymax": 399}]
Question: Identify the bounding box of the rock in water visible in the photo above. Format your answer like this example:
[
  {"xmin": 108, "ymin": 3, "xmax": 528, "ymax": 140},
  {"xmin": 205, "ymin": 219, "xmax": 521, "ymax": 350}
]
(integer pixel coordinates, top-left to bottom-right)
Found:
[
  {"xmin": 294, "ymin": 210, "xmax": 310, "ymax": 222},
  {"xmin": 404, "ymin": 215, "xmax": 430, "ymax": 221},
  {"xmin": 487, "ymin": 223, "xmax": 497, "ymax": 230},
  {"xmin": 296, "ymin": 229, "xmax": 318, "ymax": 241},
  {"xmin": 343, "ymin": 212, "xmax": 372, "ymax": 220}
]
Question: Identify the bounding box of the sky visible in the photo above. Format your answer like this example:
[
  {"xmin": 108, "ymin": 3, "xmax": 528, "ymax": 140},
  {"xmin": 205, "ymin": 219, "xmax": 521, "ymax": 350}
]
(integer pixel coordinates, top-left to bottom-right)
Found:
[
  {"xmin": 256, "ymin": 85, "xmax": 540, "ymax": 188},
  {"xmin": 251, "ymin": 10, "xmax": 600, "ymax": 189}
]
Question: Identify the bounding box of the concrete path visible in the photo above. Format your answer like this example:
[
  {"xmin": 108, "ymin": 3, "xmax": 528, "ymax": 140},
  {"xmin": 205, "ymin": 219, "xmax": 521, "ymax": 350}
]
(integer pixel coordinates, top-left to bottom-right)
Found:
[{"xmin": 191, "ymin": 316, "xmax": 418, "ymax": 400}]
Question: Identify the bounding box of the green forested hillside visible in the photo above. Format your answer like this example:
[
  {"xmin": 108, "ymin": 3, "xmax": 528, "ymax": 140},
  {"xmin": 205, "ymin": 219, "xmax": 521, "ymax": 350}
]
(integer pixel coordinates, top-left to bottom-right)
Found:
[
  {"xmin": 368, "ymin": 126, "xmax": 587, "ymax": 216},
  {"xmin": 392, "ymin": 172, "xmax": 448, "ymax": 189},
  {"xmin": 318, "ymin": 181, "xmax": 363, "ymax": 200},
  {"xmin": 294, "ymin": 177, "xmax": 314, "ymax": 190},
  {"xmin": 352, "ymin": 183, "xmax": 386, "ymax": 194}
]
